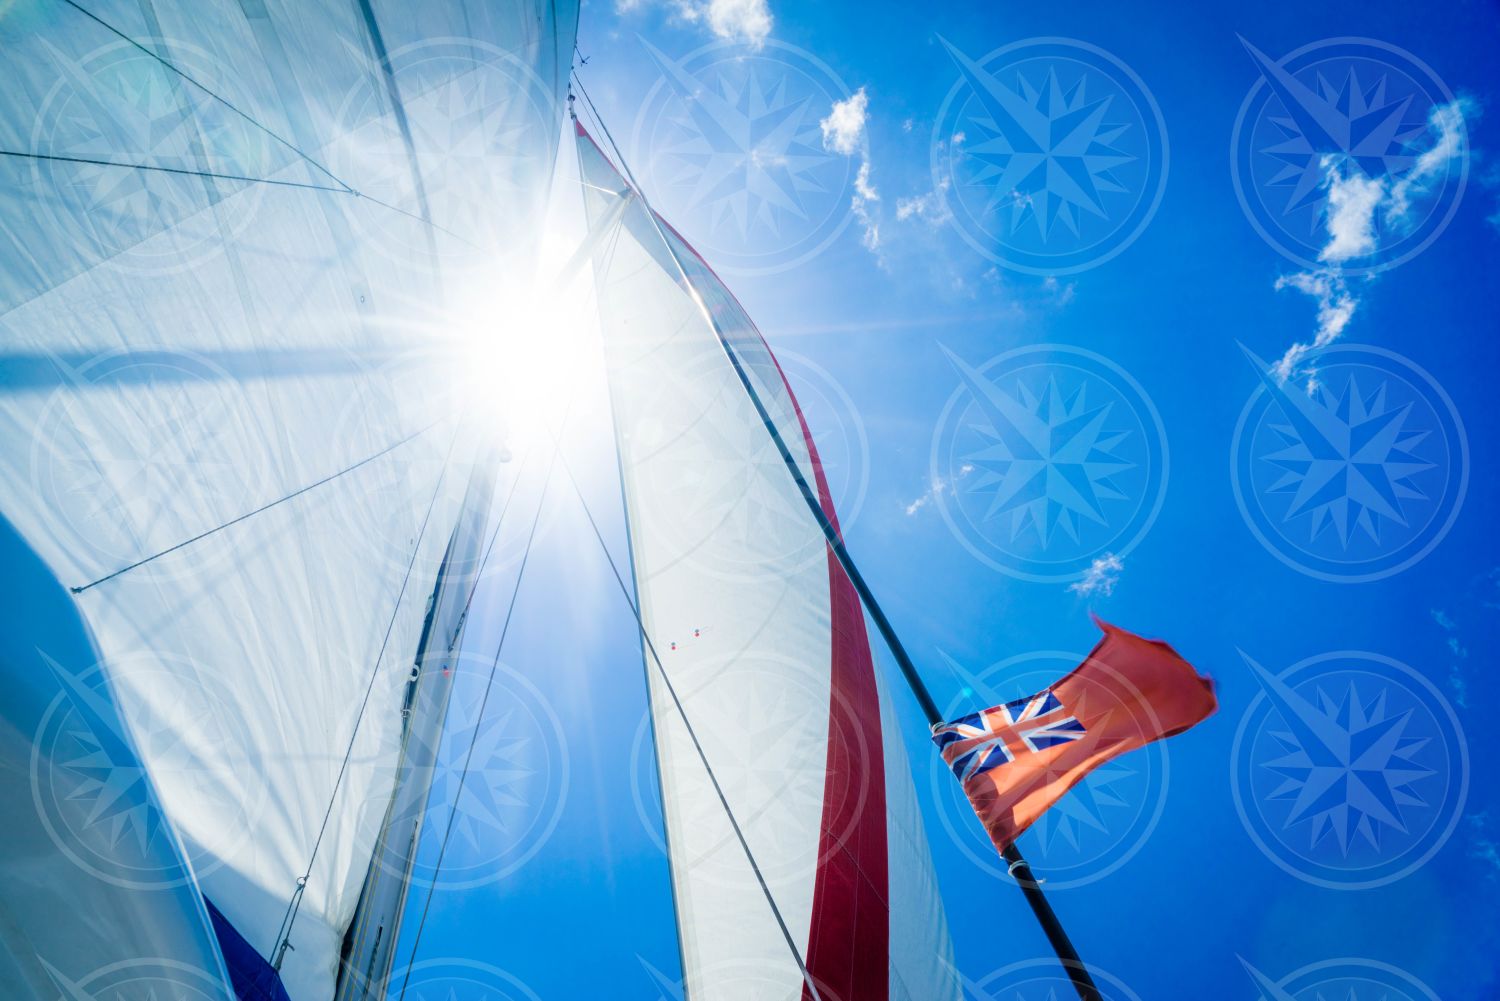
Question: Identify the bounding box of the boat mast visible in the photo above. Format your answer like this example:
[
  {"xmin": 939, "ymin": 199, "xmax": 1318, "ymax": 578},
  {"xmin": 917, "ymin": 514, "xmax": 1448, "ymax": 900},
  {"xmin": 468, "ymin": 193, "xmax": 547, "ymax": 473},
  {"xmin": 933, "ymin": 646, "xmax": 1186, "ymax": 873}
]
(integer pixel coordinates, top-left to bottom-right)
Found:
[{"xmin": 333, "ymin": 454, "xmax": 499, "ymax": 1001}]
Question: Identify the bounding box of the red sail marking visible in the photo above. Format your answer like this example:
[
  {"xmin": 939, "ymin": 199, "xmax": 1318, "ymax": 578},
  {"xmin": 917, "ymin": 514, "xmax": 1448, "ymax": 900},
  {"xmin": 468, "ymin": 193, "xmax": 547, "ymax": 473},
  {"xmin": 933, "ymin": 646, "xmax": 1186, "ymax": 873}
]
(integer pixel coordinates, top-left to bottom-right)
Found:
[
  {"xmin": 653, "ymin": 212, "xmax": 891, "ymax": 1001},
  {"xmin": 578, "ymin": 123, "xmax": 890, "ymax": 999}
]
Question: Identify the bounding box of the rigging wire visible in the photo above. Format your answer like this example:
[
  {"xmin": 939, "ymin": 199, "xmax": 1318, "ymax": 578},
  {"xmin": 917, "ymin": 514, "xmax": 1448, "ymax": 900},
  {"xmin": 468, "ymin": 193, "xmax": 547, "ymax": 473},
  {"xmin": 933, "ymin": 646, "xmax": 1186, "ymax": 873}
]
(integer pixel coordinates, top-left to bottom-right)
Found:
[
  {"xmin": 394, "ymin": 443, "xmax": 562, "ymax": 1001},
  {"xmin": 72, "ymin": 418, "xmax": 444, "ymax": 593},
  {"xmin": 269, "ymin": 423, "xmax": 462, "ymax": 969},
  {"xmin": 553, "ymin": 441, "xmax": 824, "ymax": 1000},
  {"xmin": 272, "ymin": 432, "xmax": 540, "ymax": 968},
  {"xmin": 568, "ymin": 67, "xmax": 826, "ymax": 999},
  {"xmin": 0, "ymin": 150, "xmax": 348, "ymax": 193},
  {"xmin": 45, "ymin": 0, "xmax": 489, "ymax": 252},
  {"xmin": 56, "ymin": 0, "xmax": 354, "ymax": 194}
]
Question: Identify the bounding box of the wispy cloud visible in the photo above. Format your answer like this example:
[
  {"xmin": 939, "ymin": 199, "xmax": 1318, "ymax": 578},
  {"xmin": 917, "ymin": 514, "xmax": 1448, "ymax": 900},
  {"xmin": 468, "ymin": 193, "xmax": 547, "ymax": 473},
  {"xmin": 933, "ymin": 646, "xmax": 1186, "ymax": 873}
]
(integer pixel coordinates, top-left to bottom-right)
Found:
[
  {"xmin": 819, "ymin": 88, "xmax": 879, "ymax": 251},
  {"xmin": 905, "ymin": 463, "xmax": 971, "ymax": 515},
  {"xmin": 1431, "ymin": 606, "xmax": 1471, "ymax": 708},
  {"xmin": 1270, "ymin": 99, "xmax": 1472, "ymax": 389},
  {"xmin": 1068, "ymin": 553, "xmax": 1123, "ymax": 597},
  {"xmin": 894, "ymin": 180, "xmax": 953, "ymax": 227},
  {"xmin": 618, "ymin": 0, "xmax": 773, "ymax": 47},
  {"xmin": 1469, "ymin": 813, "xmax": 1500, "ymax": 881},
  {"xmin": 1271, "ymin": 270, "xmax": 1358, "ymax": 383}
]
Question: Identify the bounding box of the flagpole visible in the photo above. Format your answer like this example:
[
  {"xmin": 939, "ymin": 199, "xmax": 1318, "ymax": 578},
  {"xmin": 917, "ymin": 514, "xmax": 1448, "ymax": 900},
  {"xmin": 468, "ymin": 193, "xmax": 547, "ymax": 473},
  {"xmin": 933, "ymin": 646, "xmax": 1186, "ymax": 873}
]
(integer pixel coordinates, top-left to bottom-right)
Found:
[{"xmin": 570, "ymin": 76, "xmax": 1102, "ymax": 1001}]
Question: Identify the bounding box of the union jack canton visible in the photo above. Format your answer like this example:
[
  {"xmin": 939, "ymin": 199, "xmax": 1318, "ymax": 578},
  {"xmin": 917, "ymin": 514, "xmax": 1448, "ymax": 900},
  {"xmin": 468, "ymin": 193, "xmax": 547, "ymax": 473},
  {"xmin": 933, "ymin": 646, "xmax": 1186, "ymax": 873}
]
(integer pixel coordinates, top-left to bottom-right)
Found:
[{"xmin": 932, "ymin": 691, "xmax": 1087, "ymax": 782}]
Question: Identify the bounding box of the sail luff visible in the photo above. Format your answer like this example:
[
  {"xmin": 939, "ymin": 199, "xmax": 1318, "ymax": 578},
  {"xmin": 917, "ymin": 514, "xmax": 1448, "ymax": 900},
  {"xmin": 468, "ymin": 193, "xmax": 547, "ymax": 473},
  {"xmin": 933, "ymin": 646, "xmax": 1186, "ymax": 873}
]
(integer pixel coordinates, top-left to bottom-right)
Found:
[
  {"xmin": 574, "ymin": 112, "xmax": 960, "ymax": 1001},
  {"xmin": 569, "ymin": 124, "xmax": 696, "ymax": 1000}
]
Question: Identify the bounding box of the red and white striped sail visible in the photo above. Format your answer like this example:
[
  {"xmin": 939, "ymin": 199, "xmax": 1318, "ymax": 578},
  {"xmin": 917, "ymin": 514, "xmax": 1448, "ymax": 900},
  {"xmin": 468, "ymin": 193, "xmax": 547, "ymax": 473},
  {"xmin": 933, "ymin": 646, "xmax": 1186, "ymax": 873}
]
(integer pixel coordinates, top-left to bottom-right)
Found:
[{"xmin": 576, "ymin": 123, "xmax": 959, "ymax": 1001}]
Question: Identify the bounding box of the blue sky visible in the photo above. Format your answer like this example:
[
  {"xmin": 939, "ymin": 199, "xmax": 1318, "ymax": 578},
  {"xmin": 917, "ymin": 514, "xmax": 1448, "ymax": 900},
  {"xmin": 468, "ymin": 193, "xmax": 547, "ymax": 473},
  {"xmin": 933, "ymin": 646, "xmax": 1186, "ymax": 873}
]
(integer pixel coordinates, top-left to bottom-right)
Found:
[{"xmin": 393, "ymin": 0, "xmax": 1500, "ymax": 998}]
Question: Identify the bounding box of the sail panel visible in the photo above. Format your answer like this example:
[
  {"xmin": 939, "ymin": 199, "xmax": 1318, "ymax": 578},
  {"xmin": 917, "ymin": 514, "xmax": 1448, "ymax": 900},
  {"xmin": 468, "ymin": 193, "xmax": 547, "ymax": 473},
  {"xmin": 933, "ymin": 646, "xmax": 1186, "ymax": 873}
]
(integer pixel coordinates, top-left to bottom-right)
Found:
[
  {"xmin": 0, "ymin": 2, "xmax": 577, "ymax": 998},
  {"xmin": 577, "ymin": 124, "xmax": 959, "ymax": 1001}
]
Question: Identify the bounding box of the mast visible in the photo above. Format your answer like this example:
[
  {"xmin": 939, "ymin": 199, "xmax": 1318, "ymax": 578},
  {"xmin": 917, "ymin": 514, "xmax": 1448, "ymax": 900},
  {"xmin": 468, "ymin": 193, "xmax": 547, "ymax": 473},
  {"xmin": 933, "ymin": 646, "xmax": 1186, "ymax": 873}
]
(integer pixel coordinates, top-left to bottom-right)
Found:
[{"xmin": 334, "ymin": 454, "xmax": 499, "ymax": 1001}]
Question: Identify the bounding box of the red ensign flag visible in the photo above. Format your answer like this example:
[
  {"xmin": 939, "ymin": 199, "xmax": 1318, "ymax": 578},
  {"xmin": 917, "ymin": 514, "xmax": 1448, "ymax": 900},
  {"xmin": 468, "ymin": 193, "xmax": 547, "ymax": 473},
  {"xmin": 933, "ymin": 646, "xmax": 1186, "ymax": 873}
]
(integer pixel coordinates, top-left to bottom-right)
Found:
[{"xmin": 933, "ymin": 618, "xmax": 1216, "ymax": 854}]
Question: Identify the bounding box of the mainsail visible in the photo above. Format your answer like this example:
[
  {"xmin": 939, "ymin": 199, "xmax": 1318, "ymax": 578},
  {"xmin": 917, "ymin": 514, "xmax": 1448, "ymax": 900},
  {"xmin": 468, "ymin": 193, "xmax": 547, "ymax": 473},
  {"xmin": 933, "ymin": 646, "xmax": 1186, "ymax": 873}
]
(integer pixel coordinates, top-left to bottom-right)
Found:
[
  {"xmin": 574, "ymin": 120, "xmax": 960, "ymax": 1001},
  {"xmin": 0, "ymin": 2, "xmax": 577, "ymax": 999}
]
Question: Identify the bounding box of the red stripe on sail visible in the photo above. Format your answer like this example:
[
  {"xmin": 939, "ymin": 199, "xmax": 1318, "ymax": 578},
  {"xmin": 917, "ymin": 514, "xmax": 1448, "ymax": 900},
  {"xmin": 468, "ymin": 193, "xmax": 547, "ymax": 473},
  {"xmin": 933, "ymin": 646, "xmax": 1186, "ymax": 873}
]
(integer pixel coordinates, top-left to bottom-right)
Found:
[
  {"xmin": 763, "ymin": 355, "xmax": 890, "ymax": 1001},
  {"xmin": 576, "ymin": 129, "xmax": 891, "ymax": 995}
]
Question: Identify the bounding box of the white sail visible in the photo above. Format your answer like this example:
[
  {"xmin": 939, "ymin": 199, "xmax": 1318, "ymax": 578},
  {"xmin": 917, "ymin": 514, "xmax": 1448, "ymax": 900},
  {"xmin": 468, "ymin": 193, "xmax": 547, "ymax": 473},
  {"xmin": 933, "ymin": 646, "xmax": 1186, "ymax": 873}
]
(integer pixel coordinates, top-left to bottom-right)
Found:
[
  {"xmin": 575, "ymin": 122, "xmax": 960, "ymax": 1001},
  {"xmin": 0, "ymin": 2, "xmax": 576, "ymax": 998}
]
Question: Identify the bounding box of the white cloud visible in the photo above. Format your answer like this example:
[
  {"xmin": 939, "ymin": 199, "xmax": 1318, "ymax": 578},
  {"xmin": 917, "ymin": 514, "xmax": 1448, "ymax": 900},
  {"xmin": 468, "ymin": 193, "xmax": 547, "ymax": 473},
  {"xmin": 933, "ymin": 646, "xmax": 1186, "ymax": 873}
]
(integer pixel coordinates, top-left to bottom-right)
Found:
[
  {"xmin": 1389, "ymin": 99, "xmax": 1470, "ymax": 222},
  {"xmin": 817, "ymin": 89, "xmax": 882, "ymax": 252},
  {"xmin": 895, "ymin": 178, "xmax": 952, "ymax": 226},
  {"xmin": 853, "ymin": 160, "xmax": 880, "ymax": 250},
  {"xmin": 1068, "ymin": 553, "xmax": 1123, "ymax": 597},
  {"xmin": 905, "ymin": 463, "xmax": 971, "ymax": 515},
  {"xmin": 820, "ymin": 87, "xmax": 869, "ymax": 156},
  {"xmin": 1271, "ymin": 270, "xmax": 1358, "ymax": 383},
  {"xmin": 700, "ymin": 0, "xmax": 772, "ymax": 47},
  {"xmin": 620, "ymin": 0, "xmax": 773, "ymax": 47},
  {"xmin": 1269, "ymin": 99, "xmax": 1470, "ymax": 388},
  {"xmin": 1319, "ymin": 163, "xmax": 1384, "ymax": 263}
]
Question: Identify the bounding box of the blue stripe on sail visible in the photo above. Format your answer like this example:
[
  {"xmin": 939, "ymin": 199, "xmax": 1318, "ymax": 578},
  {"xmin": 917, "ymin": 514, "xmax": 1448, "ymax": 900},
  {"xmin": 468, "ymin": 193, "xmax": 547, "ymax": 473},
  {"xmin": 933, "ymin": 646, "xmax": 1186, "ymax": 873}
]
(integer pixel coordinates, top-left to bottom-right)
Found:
[{"xmin": 204, "ymin": 898, "xmax": 291, "ymax": 1001}]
